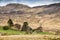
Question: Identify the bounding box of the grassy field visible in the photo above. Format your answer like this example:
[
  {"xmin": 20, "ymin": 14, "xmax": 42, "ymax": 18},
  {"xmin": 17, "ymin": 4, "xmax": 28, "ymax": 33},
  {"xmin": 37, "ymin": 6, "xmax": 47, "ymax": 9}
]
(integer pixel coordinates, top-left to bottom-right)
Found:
[
  {"xmin": 0, "ymin": 26, "xmax": 52, "ymax": 35},
  {"xmin": 0, "ymin": 26, "xmax": 25, "ymax": 35},
  {"xmin": 0, "ymin": 27, "xmax": 60, "ymax": 40}
]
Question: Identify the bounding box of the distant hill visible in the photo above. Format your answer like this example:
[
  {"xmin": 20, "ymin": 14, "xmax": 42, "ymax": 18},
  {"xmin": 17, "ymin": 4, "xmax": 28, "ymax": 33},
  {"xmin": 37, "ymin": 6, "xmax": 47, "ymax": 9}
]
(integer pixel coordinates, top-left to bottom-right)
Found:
[{"xmin": 0, "ymin": 3, "xmax": 60, "ymax": 32}]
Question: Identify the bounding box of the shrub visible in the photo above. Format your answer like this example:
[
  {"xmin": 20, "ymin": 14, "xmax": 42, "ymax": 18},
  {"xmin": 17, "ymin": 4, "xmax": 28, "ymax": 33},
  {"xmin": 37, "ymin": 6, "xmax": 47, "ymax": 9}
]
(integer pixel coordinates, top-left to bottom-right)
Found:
[
  {"xmin": 21, "ymin": 22, "xmax": 28, "ymax": 31},
  {"xmin": 7, "ymin": 19, "xmax": 14, "ymax": 27},
  {"xmin": 14, "ymin": 24, "xmax": 21, "ymax": 30},
  {"xmin": 35, "ymin": 26, "xmax": 43, "ymax": 33},
  {"xmin": 21, "ymin": 22, "xmax": 33, "ymax": 34},
  {"xmin": 3, "ymin": 26, "xmax": 9, "ymax": 30},
  {"xmin": 26, "ymin": 26, "xmax": 33, "ymax": 34}
]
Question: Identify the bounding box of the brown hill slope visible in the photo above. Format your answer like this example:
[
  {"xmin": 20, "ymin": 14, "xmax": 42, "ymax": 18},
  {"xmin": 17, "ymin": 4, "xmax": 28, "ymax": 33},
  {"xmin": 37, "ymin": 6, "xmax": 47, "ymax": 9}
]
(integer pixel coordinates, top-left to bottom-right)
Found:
[{"xmin": 0, "ymin": 3, "xmax": 60, "ymax": 32}]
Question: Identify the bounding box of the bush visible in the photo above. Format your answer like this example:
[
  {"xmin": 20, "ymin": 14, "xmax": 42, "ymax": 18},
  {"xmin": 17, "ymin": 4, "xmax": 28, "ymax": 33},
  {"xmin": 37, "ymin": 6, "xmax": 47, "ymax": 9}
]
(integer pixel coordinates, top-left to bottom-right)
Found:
[
  {"xmin": 14, "ymin": 24, "xmax": 21, "ymax": 30},
  {"xmin": 21, "ymin": 22, "xmax": 33, "ymax": 34},
  {"xmin": 35, "ymin": 26, "xmax": 43, "ymax": 33},
  {"xmin": 21, "ymin": 22, "xmax": 28, "ymax": 31},
  {"xmin": 7, "ymin": 19, "xmax": 14, "ymax": 27},
  {"xmin": 26, "ymin": 26, "xmax": 33, "ymax": 34},
  {"xmin": 3, "ymin": 26, "xmax": 9, "ymax": 30}
]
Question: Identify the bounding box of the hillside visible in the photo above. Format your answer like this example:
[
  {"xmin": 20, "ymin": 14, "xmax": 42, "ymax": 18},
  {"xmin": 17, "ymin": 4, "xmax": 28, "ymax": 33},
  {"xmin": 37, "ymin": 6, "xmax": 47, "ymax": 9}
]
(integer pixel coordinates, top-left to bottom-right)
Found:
[{"xmin": 0, "ymin": 3, "xmax": 60, "ymax": 32}]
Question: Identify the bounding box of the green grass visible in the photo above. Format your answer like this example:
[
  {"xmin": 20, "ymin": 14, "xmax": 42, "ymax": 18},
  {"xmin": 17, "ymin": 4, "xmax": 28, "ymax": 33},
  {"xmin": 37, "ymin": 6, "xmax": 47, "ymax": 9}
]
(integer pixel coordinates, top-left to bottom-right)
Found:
[
  {"xmin": 0, "ymin": 29, "xmax": 25, "ymax": 35},
  {"xmin": 33, "ymin": 31, "xmax": 52, "ymax": 35},
  {"xmin": 0, "ymin": 27, "xmax": 25, "ymax": 35},
  {"xmin": 37, "ymin": 32, "xmax": 52, "ymax": 35},
  {"xmin": 0, "ymin": 26, "xmax": 52, "ymax": 35}
]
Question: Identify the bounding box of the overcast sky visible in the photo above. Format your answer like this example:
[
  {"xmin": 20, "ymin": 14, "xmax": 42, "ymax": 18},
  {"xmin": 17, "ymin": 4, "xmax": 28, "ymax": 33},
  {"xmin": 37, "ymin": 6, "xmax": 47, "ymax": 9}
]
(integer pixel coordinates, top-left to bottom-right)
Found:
[{"xmin": 0, "ymin": 0, "xmax": 60, "ymax": 7}]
